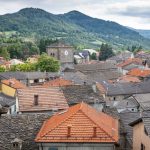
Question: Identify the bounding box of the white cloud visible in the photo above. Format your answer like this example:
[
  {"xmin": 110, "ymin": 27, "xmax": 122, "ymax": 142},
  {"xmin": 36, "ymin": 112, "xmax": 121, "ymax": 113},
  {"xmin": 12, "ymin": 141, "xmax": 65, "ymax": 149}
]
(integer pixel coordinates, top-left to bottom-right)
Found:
[{"xmin": 0, "ymin": 0, "xmax": 150, "ymax": 29}]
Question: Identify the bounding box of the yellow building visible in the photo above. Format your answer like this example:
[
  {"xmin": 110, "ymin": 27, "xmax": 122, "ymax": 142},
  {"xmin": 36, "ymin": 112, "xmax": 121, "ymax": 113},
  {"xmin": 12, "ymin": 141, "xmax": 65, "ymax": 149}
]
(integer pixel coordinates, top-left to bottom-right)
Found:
[{"xmin": 1, "ymin": 78, "xmax": 26, "ymax": 97}]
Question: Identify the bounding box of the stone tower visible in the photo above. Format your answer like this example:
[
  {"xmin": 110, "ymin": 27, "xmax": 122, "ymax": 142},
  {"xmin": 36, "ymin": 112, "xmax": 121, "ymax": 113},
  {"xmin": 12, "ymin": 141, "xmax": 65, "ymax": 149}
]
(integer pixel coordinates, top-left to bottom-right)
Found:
[{"xmin": 46, "ymin": 42, "xmax": 74, "ymax": 70}]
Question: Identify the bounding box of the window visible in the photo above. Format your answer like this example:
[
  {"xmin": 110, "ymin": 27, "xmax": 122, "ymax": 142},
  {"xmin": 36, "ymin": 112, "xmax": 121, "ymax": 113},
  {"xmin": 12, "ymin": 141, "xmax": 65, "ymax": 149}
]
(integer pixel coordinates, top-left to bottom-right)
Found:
[
  {"xmin": 48, "ymin": 147, "xmax": 58, "ymax": 150},
  {"xmin": 34, "ymin": 95, "xmax": 39, "ymax": 106},
  {"xmin": 13, "ymin": 143, "xmax": 18, "ymax": 148},
  {"xmin": 34, "ymin": 79, "xmax": 39, "ymax": 83},
  {"xmin": 141, "ymin": 143, "xmax": 145, "ymax": 150}
]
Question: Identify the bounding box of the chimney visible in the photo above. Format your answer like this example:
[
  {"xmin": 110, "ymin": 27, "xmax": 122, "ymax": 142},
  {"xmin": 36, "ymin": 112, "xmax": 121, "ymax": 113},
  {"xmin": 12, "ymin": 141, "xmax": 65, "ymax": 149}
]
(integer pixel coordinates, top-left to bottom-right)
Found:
[
  {"xmin": 67, "ymin": 125, "xmax": 72, "ymax": 137},
  {"xmin": 93, "ymin": 126, "xmax": 97, "ymax": 137},
  {"xmin": 92, "ymin": 82, "xmax": 97, "ymax": 93}
]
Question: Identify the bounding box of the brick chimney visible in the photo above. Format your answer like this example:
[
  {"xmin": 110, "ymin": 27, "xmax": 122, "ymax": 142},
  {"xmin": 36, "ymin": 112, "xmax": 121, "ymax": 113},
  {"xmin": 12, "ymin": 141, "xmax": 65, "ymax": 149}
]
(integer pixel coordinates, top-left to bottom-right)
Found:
[
  {"xmin": 67, "ymin": 125, "xmax": 72, "ymax": 137},
  {"xmin": 93, "ymin": 126, "xmax": 97, "ymax": 137}
]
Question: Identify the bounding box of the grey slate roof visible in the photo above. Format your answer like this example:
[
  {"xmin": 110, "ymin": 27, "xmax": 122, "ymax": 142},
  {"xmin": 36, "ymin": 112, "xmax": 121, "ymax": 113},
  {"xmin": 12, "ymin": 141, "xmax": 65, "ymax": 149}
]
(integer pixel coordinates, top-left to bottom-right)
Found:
[
  {"xmin": 108, "ymin": 51, "xmax": 133, "ymax": 63},
  {"xmin": 0, "ymin": 72, "xmax": 59, "ymax": 80},
  {"xmin": 61, "ymin": 85, "xmax": 104, "ymax": 105},
  {"xmin": 86, "ymin": 71, "xmax": 122, "ymax": 82},
  {"xmin": 75, "ymin": 62, "xmax": 117, "ymax": 74},
  {"xmin": 0, "ymin": 114, "xmax": 50, "ymax": 150},
  {"xmin": 119, "ymin": 111, "xmax": 140, "ymax": 144},
  {"xmin": 62, "ymin": 71, "xmax": 92, "ymax": 85},
  {"xmin": 102, "ymin": 81, "xmax": 150, "ymax": 96},
  {"xmin": 133, "ymin": 94, "xmax": 150, "ymax": 110},
  {"xmin": 114, "ymin": 96, "xmax": 139, "ymax": 110},
  {"xmin": 0, "ymin": 93, "xmax": 15, "ymax": 107}
]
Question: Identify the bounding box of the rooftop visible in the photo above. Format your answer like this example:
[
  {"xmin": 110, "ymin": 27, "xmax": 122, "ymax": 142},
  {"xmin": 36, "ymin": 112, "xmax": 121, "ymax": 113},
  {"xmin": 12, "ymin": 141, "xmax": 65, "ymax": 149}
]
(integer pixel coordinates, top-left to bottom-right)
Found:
[
  {"xmin": 43, "ymin": 78, "xmax": 73, "ymax": 87},
  {"xmin": 17, "ymin": 87, "xmax": 68, "ymax": 112},
  {"xmin": 117, "ymin": 58, "xmax": 143, "ymax": 68},
  {"xmin": 75, "ymin": 62, "xmax": 117, "ymax": 74},
  {"xmin": 35, "ymin": 102, "xmax": 119, "ymax": 143},
  {"xmin": 61, "ymin": 85, "xmax": 104, "ymax": 105},
  {"xmin": 1, "ymin": 78, "xmax": 26, "ymax": 89},
  {"xmin": 127, "ymin": 68, "xmax": 150, "ymax": 77}
]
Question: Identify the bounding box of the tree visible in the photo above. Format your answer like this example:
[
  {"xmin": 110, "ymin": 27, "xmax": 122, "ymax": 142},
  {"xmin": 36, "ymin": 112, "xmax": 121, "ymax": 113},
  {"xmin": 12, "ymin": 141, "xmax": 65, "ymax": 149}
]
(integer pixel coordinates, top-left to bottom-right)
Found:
[
  {"xmin": 10, "ymin": 63, "xmax": 36, "ymax": 72},
  {"xmin": 0, "ymin": 47, "xmax": 10, "ymax": 60},
  {"xmin": 99, "ymin": 43, "xmax": 114, "ymax": 60},
  {"xmin": 36, "ymin": 53, "xmax": 60, "ymax": 72},
  {"xmin": 38, "ymin": 39, "xmax": 58, "ymax": 54},
  {"xmin": 0, "ymin": 66, "xmax": 5, "ymax": 72},
  {"xmin": 90, "ymin": 53, "xmax": 97, "ymax": 60}
]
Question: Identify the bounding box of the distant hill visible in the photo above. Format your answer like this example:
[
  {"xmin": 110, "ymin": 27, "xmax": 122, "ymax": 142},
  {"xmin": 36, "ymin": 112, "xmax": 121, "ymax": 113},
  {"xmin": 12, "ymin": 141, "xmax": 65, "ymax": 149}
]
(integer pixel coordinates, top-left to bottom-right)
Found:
[
  {"xmin": 0, "ymin": 8, "xmax": 150, "ymax": 49},
  {"xmin": 136, "ymin": 29, "xmax": 150, "ymax": 39}
]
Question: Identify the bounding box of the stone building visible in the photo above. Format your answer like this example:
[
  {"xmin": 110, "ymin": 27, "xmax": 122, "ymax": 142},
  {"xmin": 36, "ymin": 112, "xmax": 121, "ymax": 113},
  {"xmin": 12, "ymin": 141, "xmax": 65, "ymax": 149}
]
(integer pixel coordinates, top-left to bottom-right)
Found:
[
  {"xmin": 46, "ymin": 43, "xmax": 74, "ymax": 70},
  {"xmin": 129, "ymin": 111, "xmax": 150, "ymax": 150}
]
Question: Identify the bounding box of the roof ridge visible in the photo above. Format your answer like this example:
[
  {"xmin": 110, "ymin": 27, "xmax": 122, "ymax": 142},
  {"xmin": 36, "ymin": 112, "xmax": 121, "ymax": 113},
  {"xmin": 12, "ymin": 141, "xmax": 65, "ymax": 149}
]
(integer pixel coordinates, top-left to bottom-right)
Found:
[{"xmin": 80, "ymin": 108, "xmax": 117, "ymax": 142}]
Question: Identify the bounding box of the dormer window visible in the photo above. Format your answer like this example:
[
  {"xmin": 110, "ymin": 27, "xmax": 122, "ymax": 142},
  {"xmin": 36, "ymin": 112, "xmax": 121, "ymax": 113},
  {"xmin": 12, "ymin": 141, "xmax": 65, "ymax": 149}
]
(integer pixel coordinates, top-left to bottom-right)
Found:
[
  {"xmin": 13, "ymin": 143, "xmax": 18, "ymax": 148},
  {"xmin": 34, "ymin": 95, "xmax": 39, "ymax": 106}
]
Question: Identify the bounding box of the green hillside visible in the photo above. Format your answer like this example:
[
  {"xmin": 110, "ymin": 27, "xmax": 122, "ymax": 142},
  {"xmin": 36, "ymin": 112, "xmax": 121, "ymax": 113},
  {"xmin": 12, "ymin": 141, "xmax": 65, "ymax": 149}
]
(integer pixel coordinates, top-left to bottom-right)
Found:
[{"xmin": 0, "ymin": 8, "xmax": 150, "ymax": 49}]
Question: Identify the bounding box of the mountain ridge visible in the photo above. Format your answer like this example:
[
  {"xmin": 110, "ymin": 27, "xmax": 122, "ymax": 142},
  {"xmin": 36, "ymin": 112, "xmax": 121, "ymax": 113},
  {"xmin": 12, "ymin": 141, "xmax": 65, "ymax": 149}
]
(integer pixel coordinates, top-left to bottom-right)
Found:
[{"xmin": 0, "ymin": 8, "xmax": 150, "ymax": 49}]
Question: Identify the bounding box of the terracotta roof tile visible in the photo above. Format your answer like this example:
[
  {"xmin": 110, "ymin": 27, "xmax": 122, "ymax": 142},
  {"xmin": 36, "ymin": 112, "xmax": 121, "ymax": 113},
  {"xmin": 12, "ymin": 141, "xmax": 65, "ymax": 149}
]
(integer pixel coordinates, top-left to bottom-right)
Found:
[
  {"xmin": 117, "ymin": 75, "xmax": 141, "ymax": 83},
  {"xmin": 17, "ymin": 87, "xmax": 68, "ymax": 112},
  {"xmin": 117, "ymin": 58, "xmax": 143, "ymax": 68},
  {"xmin": 43, "ymin": 78, "xmax": 73, "ymax": 87},
  {"xmin": 35, "ymin": 102, "xmax": 119, "ymax": 143},
  {"xmin": 127, "ymin": 68, "xmax": 150, "ymax": 77},
  {"xmin": 1, "ymin": 78, "xmax": 26, "ymax": 89}
]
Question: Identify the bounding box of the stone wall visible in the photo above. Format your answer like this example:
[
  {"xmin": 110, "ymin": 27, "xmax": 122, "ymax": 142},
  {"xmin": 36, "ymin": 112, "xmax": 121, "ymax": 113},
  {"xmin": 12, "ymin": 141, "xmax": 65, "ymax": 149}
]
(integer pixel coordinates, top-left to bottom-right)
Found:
[{"xmin": 0, "ymin": 114, "xmax": 50, "ymax": 150}]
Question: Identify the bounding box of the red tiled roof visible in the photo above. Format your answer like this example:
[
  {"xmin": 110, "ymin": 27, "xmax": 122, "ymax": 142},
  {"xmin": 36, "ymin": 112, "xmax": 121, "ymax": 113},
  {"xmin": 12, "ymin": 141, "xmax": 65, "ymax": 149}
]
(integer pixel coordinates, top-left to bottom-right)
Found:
[
  {"xmin": 117, "ymin": 75, "xmax": 141, "ymax": 83},
  {"xmin": 117, "ymin": 58, "xmax": 143, "ymax": 68},
  {"xmin": 1, "ymin": 78, "xmax": 26, "ymax": 89},
  {"xmin": 127, "ymin": 68, "xmax": 150, "ymax": 77},
  {"xmin": 17, "ymin": 87, "xmax": 68, "ymax": 112},
  {"xmin": 43, "ymin": 78, "xmax": 73, "ymax": 87},
  {"xmin": 35, "ymin": 102, "xmax": 119, "ymax": 143}
]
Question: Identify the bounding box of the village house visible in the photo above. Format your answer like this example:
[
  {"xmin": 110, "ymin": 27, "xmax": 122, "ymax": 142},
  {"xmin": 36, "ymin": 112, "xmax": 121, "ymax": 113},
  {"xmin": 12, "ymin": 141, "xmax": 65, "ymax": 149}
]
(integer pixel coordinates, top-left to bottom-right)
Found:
[
  {"xmin": 61, "ymin": 84, "xmax": 104, "ymax": 111},
  {"xmin": 127, "ymin": 68, "xmax": 150, "ymax": 81},
  {"xmin": 74, "ymin": 62, "xmax": 122, "ymax": 82},
  {"xmin": 9, "ymin": 59, "xmax": 24, "ymax": 66},
  {"xmin": 115, "ymin": 75, "xmax": 141, "ymax": 83},
  {"xmin": 0, "ymin": 78, "xmax": 26, "ymax": 97},
  {"xmin": 132, "ymin": 93, "xmax": 150, "ymax": 111},
  {"xmin": 98, "ymin": 80, "xmax": 150, "ymax": 102},
  {"xmin": 129, "ymin": 111, "xmax": 150, "ymax": 150},
  {"xmin": 0, "ymin": 72, "xmax": 59, "ymax": 86},
  {"xmin": 107, "ymin": 50, "xmax": 134, "ymax": 64},
  {"xmin": 35, "ymin": 102, "xmax": 119, "ymax": 150},
  {"xmin": 117, "ymin": 58, "xmax": 144, "ymax": 75},
  {"xmin": 119, "ymin": 110, "xmax": 140, "ymax": 150},
  {"xmin": 15, "ymin": 87, "xmax": 68, "ymax": 114},
  {"xmin": 0, "ymin": 93, "xmax": 15, "ymax": 114}
]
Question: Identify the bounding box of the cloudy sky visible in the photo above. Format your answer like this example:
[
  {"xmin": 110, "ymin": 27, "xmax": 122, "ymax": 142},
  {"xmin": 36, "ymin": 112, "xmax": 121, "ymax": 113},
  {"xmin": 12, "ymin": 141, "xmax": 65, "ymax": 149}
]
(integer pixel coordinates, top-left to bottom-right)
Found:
[{"xmin": 0, "ymin": 0, "xmax": 150, "ymax": 29}]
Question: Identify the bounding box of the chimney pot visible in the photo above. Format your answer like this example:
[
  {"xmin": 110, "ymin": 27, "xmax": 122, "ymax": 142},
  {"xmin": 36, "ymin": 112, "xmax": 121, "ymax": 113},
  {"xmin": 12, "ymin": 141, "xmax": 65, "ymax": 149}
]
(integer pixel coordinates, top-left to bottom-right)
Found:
[
  {"xmin": 93, "ymin": 126, "xmax": 97, "ymax": 137},
  {"xmin": 67, "ymin": 125, "xmax": 72, "ymax": 137}
]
